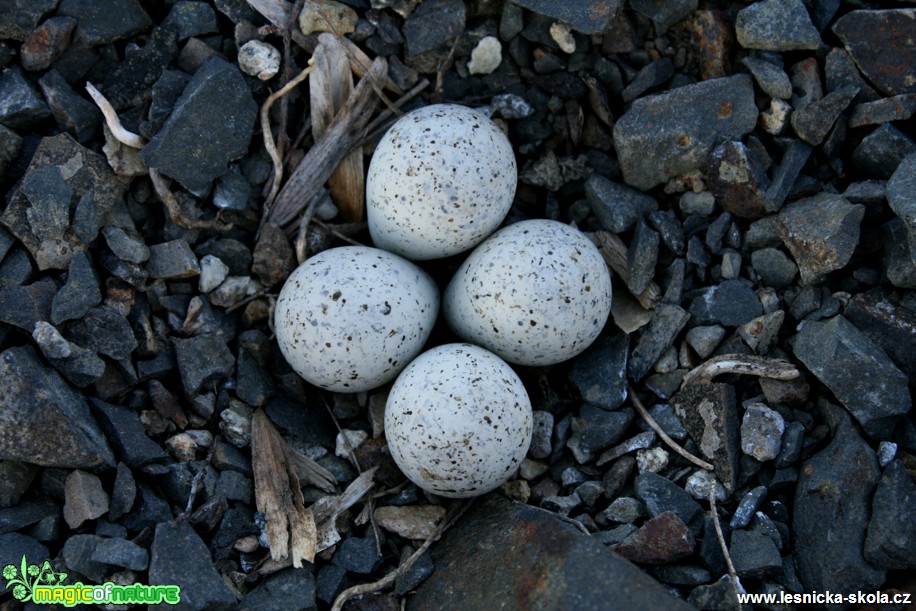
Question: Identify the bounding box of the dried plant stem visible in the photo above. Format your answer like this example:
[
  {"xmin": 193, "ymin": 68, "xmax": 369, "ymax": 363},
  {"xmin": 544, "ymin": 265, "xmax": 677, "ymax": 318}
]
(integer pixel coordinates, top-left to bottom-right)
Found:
[
  {"xmin": 149, "ymin": 169, "xmax": 230, "ymax": 232},
  {"xmin": 85, "ymin": 82, "xmax": 145, "ymax": 148},
  {"xmin": 179, "ymin": 437, "xmax": 218, "ymax": 519},
  {"xmin": 709, "ymin": 487, "xmax": 744, "ymax": 611},
  {"xmin": 261, "ymin": 60, "xmax": 317, "ymax": 212},
  {"xmin": 363, "ymin": 78, "xmax": 431, "ymax": 145},
  {"xmin": 312, "ymin": 219, "xmax": 367, "ymax": 246},
  {"xmin": 330, "ymin": 500, "xmax": 473, "ymax": 611},
  {"xmin": 682, "ymin": 355, "xmax": 799, "ymax": 387},
  {"xmin": 628, "ymin": 383, "xmax": 714, "ymax": 471},
  {"xmin": 592, "ymin": 232, "xmax": 661, "ymax": 309}
]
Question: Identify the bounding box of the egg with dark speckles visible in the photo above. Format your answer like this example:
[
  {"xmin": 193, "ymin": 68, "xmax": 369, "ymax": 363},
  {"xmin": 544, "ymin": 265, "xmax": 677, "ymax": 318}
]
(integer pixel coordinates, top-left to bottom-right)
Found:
[
  {"xmin": 366, "ymin": 104, "xmax": 516, "ymax": 260},
  {"xmin": 274, "ymin": 246, "xmax": 439, "ymax": 393},
  {"xmin": 385, "ymin": 343, "xmax": 533, "ymax": 498},
  {"xmin": 443, "ymin": 220, "xmax": 612, "ymax": 366}
]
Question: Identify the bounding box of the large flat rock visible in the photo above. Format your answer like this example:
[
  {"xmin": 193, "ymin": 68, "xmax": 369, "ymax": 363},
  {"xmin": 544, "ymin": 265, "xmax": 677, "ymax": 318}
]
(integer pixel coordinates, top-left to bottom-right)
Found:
[{"xmin": 409, "ymin": 494, "xmax": 693, "ymax": 611}]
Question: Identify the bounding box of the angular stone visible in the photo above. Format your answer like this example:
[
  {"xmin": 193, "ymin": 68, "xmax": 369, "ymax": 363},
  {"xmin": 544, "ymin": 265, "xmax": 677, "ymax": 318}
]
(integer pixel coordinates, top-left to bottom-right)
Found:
[
  {"xmin": 751, "ymin": 248, "xmax": 797, "ymax": 288},
  {"xmin": 175, "ymin": 334, "xmax": 235, "ymax": 396},
  {"xmin": 615, "ymin": 511, "xmax": 695, "ymax": 565},
  {"xmin": 693, "ymin": 10, "xmax": 732, "ymax": 81},
  {"xmin": 885, "ymin": 218, "xmax": 916, "ymax": 289},
  {"xmin": 852, "ymin": 124, "xmax": 916, "ymax": 179},
  {"xmin": 707, "ymin": 140, "xmax": 770, "ymax": 220},
  {"xmin": 793, "ymin": 315, "xmax": 911, "ymax": 438},
  {"xmin": 63, "ymin": 469, "xmax": 109, "ymax": 528},
  {"xmin": 833, "ymin": 9, "xmax": 916, "ymax": 96},
  {"xmin": 887, "ymin": 153, "xmax": 916, "ymax": 252},
  {"xmin": 241, "ymin": 567, "xmax": 317, "ymax": 611},
  {"xmin": 89, "ymin": 398, "xmax": 169, "ymax": 468},
  {"xmin": 147, "ymin": 239, "xmax": 200, "ymax": 279},
  {"xmin": 409, "ymin": 495, "xmax": 693, "ymax": 610},
  {"xmin": 0, "ymin": 533, "xmax": 48, "ymax": 583},
  {"xmin": 0, "ymin": 134, "xmax": 128, "ymax": 271},
  {"xmin": 585, "ymin": 173, "xmax": 656, "ymax": 233},
  {"xmin": 0, "ymin": 66, "xmax": 50, "ymax": 128},
  {"xmin": 102, "ymin": 25, "xmax": 178, "ymax": 111},
  {"xmin": 735, "ymin": 0, "xmax": 821, "ymax": 51},
  {"xmin": 252, "ymin": 222, "xmax": 295, "ymax": 287},
  {"xmin": 729, "ymin": 528, "xmax": 781, "ymax": 578},
  {"xmin": 67, "ymin": 305, "xmax": 137, "ymax": 360},
  {"xmin": 790, "ymin": 86, "xmax": 858, "ymax": 146},
  {"xmin": 0, "ymin": 125, "xmax": 22, "ymax": 177},
  {"xmin": 38, "ymin": 69, "xmax": 99, "ymax": 143},
  {"xmin": 628, "ymin": 304, "xmax": 690, "ymax": 382},
  {"xmin": 58, "ymin": 0, "xmax": 152, "ymax": 45},
  {"xmin": 613, "ymin": 75, "xmax": 757, "ymax": 190},
  {"xmin": 21, "ymin": 16, "xmax": 77, "ymax": 72},
  {"xmin": 634, "ymin": 473, "xmax": 704, "ymax": 532},
  {"xmin": 570, "ymin": 405, "xmax": 633, "ymax": 456},
  {"xmin": 403, "ymin": 0, "xmax": 465, "ymax": 58},
  {"xmin": 109, "ymin": 463, "xmax": 135, "ymax": 521},
  {"xmin": 162, "ymin": 1, "xmax": 219, "ymax": 40},
  {"xmin": 864, "ymin": 460, "xmax": 916, "ymax": 570},
  {"xmin": 671, "ymin": 382, "xmax": 740, "ymax": 492},
  {"xmin": 512, "ymin": 0, "xmax": 620, "ymax": 35},
  {"xmin": 0, "ymin": 497, "xmax": 58, "ymax": 534},
  {"xmin": 298, "ymin": 0, "xmax": 357, "ymax": 36},
  {"xmin": 775, "ymin": 193, "xmax": 864, "ymax": 285},
  {"xmin": 688, "ymin": 280, "xmax": 762, "ymax": 327},
  {"xmin": 630, "ymin": 0, "xmax": 697, "ymax": 35},
  {"xmin": 740, "ymin": 404, "xmax": 784, "ymax": 461},
  {"xmin": 0, "ymin": 279, "xmax": 55, "ymax": 331},
  {"xmin": 374, "ymin": 505, "xmax": 446, "ymax": 540},
  {"xmin": 741, "ymin": 56, "xmax": 792, "ymax": 99},
  {"xmin": 335, "ymin": 536, "xmax": 382, "ymax": 574},
  {"xmin": 765, "ymin": 139, "xmax": 812, "ymax": 212},
  {"xmin": 0, "ymin": 461, "xmax": 38, "ymax": 508},
  {"xmin": 622, "ymin": 58, "xmax": 674, "ymax": 103},
  {"xmin": 0, "ymin": 0, "xmax": 58, "ymax": 41},
  {"xmin": 849, "ymin": 94, "xmax": 916, "ymax": 128},
  {"xmin": 61, "ymin": 534, "xmax": 108, "ymax": 581},
  {"xmin": 793, "ymin": 417, "xmax": 885, "ymax": 593},
  {"xmin": 567, "ymin": 333, "xmax": 628, "ymax": 410},
  {"xmin": 844, "ymin": 288, "xmax": 916, "ymax": 380},
  {"xmin": 0, "ymin": 346, "xmax": 114, "ymax": 470},
  {"xmin": 149, "ymin": 520, "xmax": 236, "ymax": 609},
  {"xmin": 91, "ymin": 537, "xmax": 148, "ymax": 571},
  {"xmin": 141, "ymin": 57, "xmax": 257, "ymax": 193},
  {"xmin": 627, "ymin": 221, "xmax": 659, "ymax": 295},
  {"xmin": 729, "ymin": 486, "xmax": 767, "ymax": 529}
]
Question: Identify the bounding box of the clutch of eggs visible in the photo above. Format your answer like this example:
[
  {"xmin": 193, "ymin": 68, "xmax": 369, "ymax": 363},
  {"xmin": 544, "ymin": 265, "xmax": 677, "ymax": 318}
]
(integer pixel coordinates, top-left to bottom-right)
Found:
[
  {"xmin": 366, "ymin": 104, "xmax": 516, "ymax": 260},
  {"xmin": 274, "ymin": 246, "xmax": 439, "ymax": 393}
]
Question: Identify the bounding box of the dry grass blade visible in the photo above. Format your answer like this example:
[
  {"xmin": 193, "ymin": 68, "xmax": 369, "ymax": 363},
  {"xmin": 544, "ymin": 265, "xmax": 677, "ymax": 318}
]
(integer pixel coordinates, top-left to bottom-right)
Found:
[
  {"xmin": 288, "ymin": 446, "xmax": 337, "ymax": 493},
  {"xmin": 682, "ymin": 355, "xmax": 800, "ymax": 386},
  {"xmin": 592, "ymin": 231, "xmax": 661, "ymax": 309},
  {"xmin": 312, "ymin": 33, "xmax": 365, "ymax": 222},
  {"xmin": 251, "ymin": 409, "xmax": 318, "ymax": 567},
  {"xmin": 266, "ymin": 56, "xmax": 387, "ymax": 229}
]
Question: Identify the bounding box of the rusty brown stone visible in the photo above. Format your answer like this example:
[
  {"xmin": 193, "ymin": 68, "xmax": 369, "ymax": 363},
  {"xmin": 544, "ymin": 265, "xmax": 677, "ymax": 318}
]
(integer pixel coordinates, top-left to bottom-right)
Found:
[
  {"xmin": 707, "ymin": 140, "xmax": 770, "ymax": 220},
  {"xmin": 614, "ymin": 511, "xmax": 696, "ymax": 565},
  {"xmin": 833, "ymin": 9, "xmax": 916, "ymax": 96},
  {"xmin": 20, "ymin": 16, "xmax": 77, "ymax": 72},
  {"xmin": 844, "ymin": 288, "xmax": 916, "ymax": 380},
  {"xmin": 694, "ymin": 10, "xmax": 733, "ymax": 81}
]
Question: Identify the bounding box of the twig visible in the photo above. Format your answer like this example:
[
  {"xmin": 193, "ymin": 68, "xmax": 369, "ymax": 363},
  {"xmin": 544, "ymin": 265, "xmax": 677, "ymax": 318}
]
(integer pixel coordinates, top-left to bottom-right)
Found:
[
  {"xmin": 628, "ymin": 383, "xmax": 714, "ymax": 471},
  {"xmin": 85, "ymin": 82, "xmax": 145, "ymax": 148},
  {"xmin": 331, "ymin": 499, "xmax": 474, "ymax": 611},
  {"xmin": 362, "ymin": 78, "xmax": 431, "ymax": 146},
  {"xmin": 709, "ymin": 487, "xmax": 744, "ymax": 611},
  {"xmin": 260, "ymin": 60, "xmax": 317, "ymax": 214},
  {"xmin": 312, "ymin": 219, "xmax": 367, "ymax": 246},
  {"xmin": 149, "ymin": 168, "xmax": 231, "ymax": 232},
  {"xmin": 294, "ymin": 191, "xmax": 324, "ymax": 262},
  {"xmin": 276, "ymin": 0, "xmax": 307, "ymax": 165},
  {"xmin": 178, "ymin": 437, "xmax": 218, "ymax": 519},
  {"xmin": 682, "ymin": 355, "xmax": 799, "ymax": 387}
]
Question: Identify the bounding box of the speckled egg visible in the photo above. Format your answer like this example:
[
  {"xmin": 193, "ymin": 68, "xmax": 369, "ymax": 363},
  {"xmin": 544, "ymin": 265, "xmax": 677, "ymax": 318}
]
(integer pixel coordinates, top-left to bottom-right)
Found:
[
  {"xmin": 385, "ymin": 343, "xmax": 533, "ymax": 498},
  {"xmin": 366, "ymin": 104, "xmax": 516, "ymax": 260},
  {"xmin": 443, "ymin": 219, "xmax": 612, "ymax": 366},
  {"xmin": 274, "ymin": 246, "xmax": 439, "ymax": 393}
]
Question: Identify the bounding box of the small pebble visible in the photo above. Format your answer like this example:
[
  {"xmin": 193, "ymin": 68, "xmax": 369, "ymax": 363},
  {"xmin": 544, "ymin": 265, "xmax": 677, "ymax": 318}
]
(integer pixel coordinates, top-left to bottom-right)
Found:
[
  {"xmin": 685, "ymin": 469, "xmax": 727, "ymax": 502},
  {"xmin": 32, "ymin": 321, "xmax": 71, "ymax": 359},
  {"xmin": 636, "ymin": 447, "xmax": 669, "ymax": 473},
  {"xmin": 740, "ymin": 403, "xmax": 785, "ymax": 461},
  {"xmin": 335, "ymin": 429, "xmax": 369, "ymax": 460},
  {"xmin": 549, "ymin": 22, "xmax": 575, "ymax": 54},
  {"xmin": 876, "ymin": 441, "xmax": 897, "ymax": 468},
  {"xmin": 238, "ymin": 40, "xmax": 280, "ymax": 81},
  {"xmin": 198, "ymin": 254, "xmax": 230, "ymax": 293},
  {"xmin": 467, "ymin": 36, "xmax": 502, "ymax": 75},
  {"xmin": 729, "ymin": 485, "xmax": 767, "ymax": 529}
]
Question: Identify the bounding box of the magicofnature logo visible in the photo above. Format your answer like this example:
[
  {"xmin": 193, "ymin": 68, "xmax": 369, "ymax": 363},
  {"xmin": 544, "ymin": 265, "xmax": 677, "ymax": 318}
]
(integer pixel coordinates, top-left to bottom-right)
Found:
[{"xmin": 3, "ymin": 555, "xmax": 180, "ymax": 607}]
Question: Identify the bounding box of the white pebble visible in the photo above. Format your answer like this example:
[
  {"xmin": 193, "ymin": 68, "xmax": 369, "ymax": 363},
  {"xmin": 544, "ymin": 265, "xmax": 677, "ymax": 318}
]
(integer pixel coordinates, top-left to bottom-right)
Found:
[
  {"xmin": 685, "ymin": 469, "xmax": 728, "ymax": 502},
  {"xmin": 636, "ymin": 447, "xmax": 669, "ymax": 473},
  {"xmin": 467, "ymin": 36, "xmax": 502, "ymax": 75},
  {"xmin": 335, "ymin": 429, "xmax": 369, "ymax": 459},
  {"xmin": 760, "ymin": 98, "xmax": 792, "ymax": 135},
  {"xmin": 550, "ymin": 22, "xmax": 576, "ymax": 54},
  {"xmin": 238, "ymin": 40, "xmax": 281, "ymax": 81},
  {"xmin": 199, "ymin": 254, "xmax": 230, "ymax": 293}
]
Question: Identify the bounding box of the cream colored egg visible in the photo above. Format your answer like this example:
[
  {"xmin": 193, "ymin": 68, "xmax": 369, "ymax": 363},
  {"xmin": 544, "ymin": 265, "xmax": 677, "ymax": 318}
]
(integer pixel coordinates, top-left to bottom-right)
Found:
[
  {"xmin": 366, "ymin": 104, "xmax": 516, "ymax": 260},
  {"xmin": 274, "ymin": 246, "xmax": 439, "ymax": 392},
  {"xmin": 385, "ymin": 343, "xmax": 533, "ymax": 498},
  {"xmin": 443, "ymin": 219, "xmax": 612, "ymax": 366}
]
